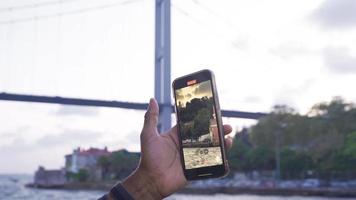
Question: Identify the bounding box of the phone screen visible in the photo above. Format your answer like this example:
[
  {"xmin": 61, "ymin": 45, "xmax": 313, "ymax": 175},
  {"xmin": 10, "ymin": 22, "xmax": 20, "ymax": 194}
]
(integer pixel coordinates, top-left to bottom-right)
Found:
[{"xmin": 175, "ymin": 80, "xmax": 223, "ymax": 169}]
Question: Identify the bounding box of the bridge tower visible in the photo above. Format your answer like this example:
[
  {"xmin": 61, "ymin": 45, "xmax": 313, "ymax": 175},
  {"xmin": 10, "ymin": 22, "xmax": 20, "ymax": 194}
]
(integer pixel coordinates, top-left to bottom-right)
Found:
[{"xmin": 155, "ymin": 0, "xmax": 171, "ymax": 133}]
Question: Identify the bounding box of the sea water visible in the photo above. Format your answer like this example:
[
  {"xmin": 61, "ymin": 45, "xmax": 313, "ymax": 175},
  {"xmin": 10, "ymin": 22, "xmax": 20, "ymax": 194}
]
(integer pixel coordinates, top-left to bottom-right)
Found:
[{"xmin": 0, "ymin": 174, "xmax": 351, "ymax": 200}]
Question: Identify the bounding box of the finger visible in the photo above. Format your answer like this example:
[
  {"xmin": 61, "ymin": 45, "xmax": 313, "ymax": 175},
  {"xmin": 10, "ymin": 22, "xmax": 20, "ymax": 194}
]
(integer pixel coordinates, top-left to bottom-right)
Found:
[
  {"xmin": 165, "ymin": 126, "xmax": 180, "ymax": 150},
  {"xmin": 224, "ymin": 136, "xmax": 233, "ymax": 149},
  {"xmin": 225, "ymin": 161, "xmax": 230, "ymax": 174},
  {"xmin": 223, "ymin": 124, "xmax": 233, "ymax": 135},
  {"xmin": 141, "ymin": 98, "xmax": 159, "ymax": 139}
]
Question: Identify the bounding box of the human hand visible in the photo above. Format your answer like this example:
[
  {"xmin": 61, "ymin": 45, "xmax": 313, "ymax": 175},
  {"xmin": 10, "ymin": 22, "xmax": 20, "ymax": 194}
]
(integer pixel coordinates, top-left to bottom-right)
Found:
[{"xmin": 122, "ymin": 98, "xmax": 233, "ymax": 199}]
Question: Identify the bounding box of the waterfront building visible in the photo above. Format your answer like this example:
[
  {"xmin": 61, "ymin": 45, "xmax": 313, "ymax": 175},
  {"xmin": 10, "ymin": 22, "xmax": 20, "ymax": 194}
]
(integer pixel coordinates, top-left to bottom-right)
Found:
[
  {"xmin": 65, "ymin": 147, "xmax": 111, "ymax": 181},
  {"xmin": 34, "ymin": 166, "xmax": 66, "ymax": 187}
]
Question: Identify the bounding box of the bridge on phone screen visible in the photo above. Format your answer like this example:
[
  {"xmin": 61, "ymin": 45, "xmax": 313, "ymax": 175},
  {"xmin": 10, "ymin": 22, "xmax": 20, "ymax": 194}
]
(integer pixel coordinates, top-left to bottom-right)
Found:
[{"xmin": 0, "ymin": 0, "xmax": 267, "ymax": 132}]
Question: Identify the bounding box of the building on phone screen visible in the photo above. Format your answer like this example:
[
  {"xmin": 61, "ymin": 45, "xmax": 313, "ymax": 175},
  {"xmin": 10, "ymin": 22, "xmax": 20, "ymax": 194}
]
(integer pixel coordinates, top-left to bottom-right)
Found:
[{"xmin": 209, "ymin": 112, "xmax": 220, "ymax": 146}]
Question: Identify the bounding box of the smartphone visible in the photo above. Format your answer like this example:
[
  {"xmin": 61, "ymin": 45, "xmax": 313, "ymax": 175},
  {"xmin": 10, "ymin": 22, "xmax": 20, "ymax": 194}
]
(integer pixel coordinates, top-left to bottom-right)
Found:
[{"xmin": 172, "ymin": 69, "xmax": 228, "ymax": 180}]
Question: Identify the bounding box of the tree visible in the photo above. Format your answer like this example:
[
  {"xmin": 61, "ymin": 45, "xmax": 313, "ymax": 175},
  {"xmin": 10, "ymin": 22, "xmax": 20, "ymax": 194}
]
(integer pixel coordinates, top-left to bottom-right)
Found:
[
  {"xmin": 228, "ymin": 138, "xmax": 251, "ymax": 171},
  {"xmin": 250, "ymin": 109, "xmax": 296, "ymax": 148},
  {"xmin": 77, "ymin": 169, "xmax": 89, "ymax": 182},
  {"xmin": 97, "ymin": 155, "xmax": 111, "ymax": 180},
  {"xmin": 331, "ymin": 131, "xmax": 356, "ymax": 172},
  {"xmin": 110, "ymin": 150, "xmax": 140, "ymax": 179},
  {"xmin": 280, "ymin": 148, "xmax": 313, "ymax": 179},
  {"xmin": 192, "ymin": 108, "xmax": 211, "ymax": 139},
  {"xmin": 223, "ymin": 97, "xmax": 356, "ymax": 180},
  {"xmin": 247, "ymin": 146, "xmax": 275, "ymax": 170}
]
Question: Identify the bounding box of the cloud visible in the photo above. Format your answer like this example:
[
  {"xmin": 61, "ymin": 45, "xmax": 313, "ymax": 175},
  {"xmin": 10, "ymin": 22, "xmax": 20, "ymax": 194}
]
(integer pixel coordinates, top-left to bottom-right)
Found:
[
  {"xmin": 270, "ymin": 43, "xmax": 312, "ymax": 60},
  {"xmin": 0, "ymin": 137, "xmax": 35, "ymax": 154},
  {"xmin": 273, "ymin": 79, "xmax": 316, "ymax": 110},
  {"xmin": 0, "ymin": 126, "xmax": 33, "ymax": 147},
  {"xmin": 176, "ymin": 94, "xmax": 184, "ymax": 100},
  {"xmin": 243, "ymin": 96, "xmax": 262, "ymax": 104},
  {"xmin": 175, "ymin": 89, "xmax": 184, "ymax": 100},
  {"xmin": 323, "ymin": 46, "xmax": 356, "ymax": 74},
  {"xmin": 0, "ymin": 129, "xmax": 103, "ymax": 152},
  {"xmin": 0, "ymin": 126, "xmax": 30, "ymax": 139},
  {"xmin": 231, "ymin": 36, "xmax": 249, "ymax": 50},
  {"xmin": 124, "ymin": 130, "xmax": 140, "ymax": 144},
  {"xmin": 36, "ymin": 129, "xmax": 102, "ymax": 147},
  {"xmin": 0, "ymin": 128, "xmax": 103, "ymax": 172},
  {"xmin": 311, "ymin": 0, "xmax": 356, "ymax": 29},
  {"xmin": 193, "ymin": 81, "xmax": 211, "ymax": 95},
  {"xmin": 53, "ymin": 105, "xmax": 99, "ymax": 117},
  {"xmin": 0, "ymin": 128, "xmax": 121, "ymax": 173}
]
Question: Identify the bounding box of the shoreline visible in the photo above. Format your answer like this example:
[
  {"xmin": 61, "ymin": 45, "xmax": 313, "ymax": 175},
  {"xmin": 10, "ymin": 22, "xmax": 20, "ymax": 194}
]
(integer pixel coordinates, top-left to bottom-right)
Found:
[
  {"xmin": 25, "ymin": 183, "xmax": 356, "ymax": 198},
  {"xmin": 178, "ymin": 187, "xmax": 356, "ymax": 198}
]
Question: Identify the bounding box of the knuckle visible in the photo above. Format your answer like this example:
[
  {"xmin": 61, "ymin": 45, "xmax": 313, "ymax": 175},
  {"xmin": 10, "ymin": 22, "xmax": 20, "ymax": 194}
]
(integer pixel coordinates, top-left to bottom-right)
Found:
[{"xmin": 144, "ymin": 111, "xmax": 150, "ymax": 120}]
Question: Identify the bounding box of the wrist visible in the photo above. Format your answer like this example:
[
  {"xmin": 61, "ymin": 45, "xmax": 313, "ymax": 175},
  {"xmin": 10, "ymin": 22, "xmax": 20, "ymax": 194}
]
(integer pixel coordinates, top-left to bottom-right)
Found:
[{"xmin": 122, "ymin": 167, "xmax": 162, "ymax": 200}]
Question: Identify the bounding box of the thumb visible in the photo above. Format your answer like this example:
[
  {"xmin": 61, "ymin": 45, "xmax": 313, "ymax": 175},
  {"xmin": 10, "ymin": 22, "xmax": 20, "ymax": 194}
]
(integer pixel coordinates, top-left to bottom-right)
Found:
[{"xmin": 141, "ymin": 98, "xmax": 159, "ymax": 138}]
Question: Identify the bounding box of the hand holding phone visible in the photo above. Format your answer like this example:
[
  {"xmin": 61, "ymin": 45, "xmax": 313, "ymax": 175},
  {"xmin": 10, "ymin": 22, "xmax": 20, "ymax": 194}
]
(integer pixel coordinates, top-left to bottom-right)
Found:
[
  {"xmin": 121, "ymin": 91, "xmax": 232, "ymax": 198},
  {"xmin": 173, "ymin": 69, "xmax": 229, "ymax": 180}
]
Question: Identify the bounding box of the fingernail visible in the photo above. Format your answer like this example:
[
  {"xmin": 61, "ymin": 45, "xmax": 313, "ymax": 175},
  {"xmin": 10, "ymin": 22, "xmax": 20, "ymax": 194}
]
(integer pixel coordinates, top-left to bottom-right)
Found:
[
  {"xmin": 147, "ymin": 99, "xmax": 151, "ymax": 110},
  {"xmin": 148, "ymin": 98, "xmax": 154, "ymax": 111}
]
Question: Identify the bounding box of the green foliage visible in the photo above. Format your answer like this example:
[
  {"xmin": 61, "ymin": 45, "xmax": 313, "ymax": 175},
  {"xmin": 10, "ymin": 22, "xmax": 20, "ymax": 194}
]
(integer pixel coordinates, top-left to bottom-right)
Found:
[
  {"xmin": 178, "ymin": 97, "xmax": 213, "ymax": 140},
  {"xmin": 228, "ymin": 134, "xmax": 274, "ymax": 171},
  {"xmin": 329, "ymin": 131, "xmax": 356, "ymax": 172},
  {"xmin": 280, "ymin": 148, "xmax": 313, "ymax": 176},
  {"xmin": 178, "ymin": 97, "xmax": 213, "ymax": 123},
  {"xmin": 109, "ymin": 150, "xmax": 140, "ymax": 179},
  {"xmin": 66, "ymin": 169, "xmax": 89, "ymax": 182},
  {"xmin": 228, "ymin": 97, "xmax": 356, "ymax": 179},
  {"xmin": 343, "ymin": 131, "xmax": 356, "ymax": 158},
  {"xmin": 96, "ymin": 150, "xmax": 140, "ymax": 181},
  {"xmin": 192, "ymin": 108, "xmax": 211, "ymax": 139},
  {"xmin": 77, "ymin": 169, "xmax": 89, "ymax": 182},
  {"xmin": 180, "ymin": 122, "xmax": 193, "ymax": 140},
  {"xmin": 97, "ymin": 155, "xmax": 111, "ymax": 180},
  {"xmin": 65, "ymin": 171, "xmax": 76, "ymax": 181},
  {"xmin": 228, "ymin": 138, "xmax": 251, "ymax": 171},
  {"xmin": 247, "ymin": 146, "xmax": 275, "ymax": 170}
]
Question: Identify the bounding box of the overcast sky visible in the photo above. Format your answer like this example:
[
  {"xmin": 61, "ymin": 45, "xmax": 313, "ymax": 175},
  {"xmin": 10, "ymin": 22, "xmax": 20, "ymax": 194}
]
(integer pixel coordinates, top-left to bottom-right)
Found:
[
  {"xmin": 1, "ymin": 0, "xmax": 356, "ymax": 173},
  {"xmin": 175, "ymin": 80, "xmax": 213, "ymax": 106}
]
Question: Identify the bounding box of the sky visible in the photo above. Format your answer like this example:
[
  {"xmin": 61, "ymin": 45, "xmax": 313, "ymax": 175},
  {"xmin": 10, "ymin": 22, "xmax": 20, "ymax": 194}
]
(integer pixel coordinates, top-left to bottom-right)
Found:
[
  {"xmin": 175, "ymin": 80, "xmax": 213, "ymax": 106},
  {"xmin": 0, "ymin": 0, "xmax": 356, "ymax": 173}
]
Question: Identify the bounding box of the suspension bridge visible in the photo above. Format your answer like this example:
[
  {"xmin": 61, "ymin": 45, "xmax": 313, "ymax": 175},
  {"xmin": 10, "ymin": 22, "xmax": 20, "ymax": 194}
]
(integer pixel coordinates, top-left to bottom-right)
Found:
[{"xmin": 0, "ymin": 0, "xmax": 267, "ymax": 133}]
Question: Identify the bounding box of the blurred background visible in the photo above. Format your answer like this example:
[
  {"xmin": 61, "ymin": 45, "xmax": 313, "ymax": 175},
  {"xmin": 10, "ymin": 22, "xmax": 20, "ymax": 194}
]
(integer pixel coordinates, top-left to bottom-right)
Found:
[{"xmin": 0, "ymin": 0, "xmax": 356, "ymax": 199}]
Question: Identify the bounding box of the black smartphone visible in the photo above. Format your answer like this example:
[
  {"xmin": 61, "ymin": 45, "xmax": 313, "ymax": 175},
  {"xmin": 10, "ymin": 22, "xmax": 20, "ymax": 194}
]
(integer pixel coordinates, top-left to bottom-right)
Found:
[{"xmin": 172, "ymin": 69, "xmax": 228, "ymax": 180}]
